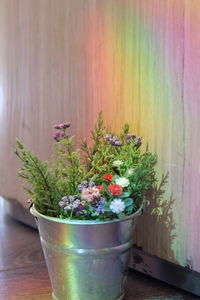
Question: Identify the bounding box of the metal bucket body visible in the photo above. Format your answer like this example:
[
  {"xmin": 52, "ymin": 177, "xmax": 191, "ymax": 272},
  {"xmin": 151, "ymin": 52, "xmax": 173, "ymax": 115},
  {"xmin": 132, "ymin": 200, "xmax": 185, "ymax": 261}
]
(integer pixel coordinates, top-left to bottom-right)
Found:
[{"xmin": 31, "ymin": 206, "xmax": 143, "ymax": 300}]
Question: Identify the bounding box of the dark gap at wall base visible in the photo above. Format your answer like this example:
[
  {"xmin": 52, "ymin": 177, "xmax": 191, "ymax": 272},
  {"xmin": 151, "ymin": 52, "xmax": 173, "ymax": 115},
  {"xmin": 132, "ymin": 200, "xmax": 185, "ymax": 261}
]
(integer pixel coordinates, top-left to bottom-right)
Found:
[{"xmin": 131, "ymin": 247, "xmax": 200, "ymax": 297}]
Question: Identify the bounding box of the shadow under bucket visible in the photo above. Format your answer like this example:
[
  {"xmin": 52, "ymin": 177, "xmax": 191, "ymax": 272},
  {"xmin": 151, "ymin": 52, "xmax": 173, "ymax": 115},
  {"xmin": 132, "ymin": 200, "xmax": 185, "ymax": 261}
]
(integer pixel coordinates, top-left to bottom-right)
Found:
[{"xmin": 31, "ymin": 205, "xmax": 143, "ymax": 300}]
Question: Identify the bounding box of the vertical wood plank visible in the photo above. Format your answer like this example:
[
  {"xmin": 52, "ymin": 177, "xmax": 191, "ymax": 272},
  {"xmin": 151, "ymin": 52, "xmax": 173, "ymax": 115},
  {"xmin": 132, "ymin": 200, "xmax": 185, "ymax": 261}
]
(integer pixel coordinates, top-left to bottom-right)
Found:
[{"xmin": 0, "ymin": 0, "xmax": 200, "ymax": 273}]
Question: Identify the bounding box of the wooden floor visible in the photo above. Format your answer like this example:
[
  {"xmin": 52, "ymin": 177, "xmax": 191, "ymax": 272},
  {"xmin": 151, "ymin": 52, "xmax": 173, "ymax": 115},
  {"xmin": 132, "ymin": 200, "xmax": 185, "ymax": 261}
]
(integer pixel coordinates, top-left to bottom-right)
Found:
[{"xmin": 0, "ymin": 198, "xmax": 198, "ymax": 300}]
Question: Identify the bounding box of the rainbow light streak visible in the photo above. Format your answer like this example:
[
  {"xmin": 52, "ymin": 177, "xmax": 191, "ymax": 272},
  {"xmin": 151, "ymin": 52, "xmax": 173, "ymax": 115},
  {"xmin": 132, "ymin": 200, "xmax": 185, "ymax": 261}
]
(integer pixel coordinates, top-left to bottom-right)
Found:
[{"xmin": 84, "ymin": 1, "xmax": 200, "ymax": 270}]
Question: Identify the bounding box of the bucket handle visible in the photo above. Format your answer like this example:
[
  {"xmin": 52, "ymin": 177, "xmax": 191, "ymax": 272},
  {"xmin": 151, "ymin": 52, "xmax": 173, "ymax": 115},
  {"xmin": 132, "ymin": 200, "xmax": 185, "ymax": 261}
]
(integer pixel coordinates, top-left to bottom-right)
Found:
[
  {"xmin": 29, "ymin": 202, "xmax": 38, "ymax": 224},
  {"xmin": 142, "ymin": 199, "xmax": 150, "ymax": 214}
]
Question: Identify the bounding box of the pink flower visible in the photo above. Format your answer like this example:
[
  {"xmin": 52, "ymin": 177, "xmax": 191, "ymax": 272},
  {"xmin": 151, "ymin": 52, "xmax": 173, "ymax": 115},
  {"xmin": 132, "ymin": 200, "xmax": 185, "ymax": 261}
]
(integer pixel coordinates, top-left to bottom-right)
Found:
[
  {"xmin": 54, "ymin": 124, "xmax": 61, "ymax": 129},
  {"xmin": 60, "ymin": 122, "xmax": 71, "ymax": 129},
  {"xmin": 59, "ymin": 131, "xmax": 65, "ymax": 137},
  {"xmin": 54, "ymin": 122, "xmax": 70, "ymax": 129},
  {"xmin": 53, "ymin": 131, "xmax": 65, "ymax": 142},
  {"xmin": 81, "ymin": 187, "xmax": 101, "ymax": 202}
]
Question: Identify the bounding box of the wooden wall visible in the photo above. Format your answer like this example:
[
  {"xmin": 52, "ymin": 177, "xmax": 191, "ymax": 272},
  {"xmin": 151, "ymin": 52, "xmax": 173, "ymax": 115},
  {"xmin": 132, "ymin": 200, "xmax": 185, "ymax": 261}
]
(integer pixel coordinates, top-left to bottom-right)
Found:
[{"xmin": 0, "ymin": 0, "xmax": 200, "ymax": 272}]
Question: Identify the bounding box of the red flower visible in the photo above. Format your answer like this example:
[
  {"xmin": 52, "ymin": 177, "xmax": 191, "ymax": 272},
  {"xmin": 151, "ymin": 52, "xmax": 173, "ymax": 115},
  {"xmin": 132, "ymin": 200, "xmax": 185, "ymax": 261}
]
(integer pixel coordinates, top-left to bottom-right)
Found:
[
  {"xmin": 97, "ymin": 185, "xmax": 104, "ymax": 191},
  {"xmin": 108, "ymin": 184, "xmax": 123, "ymax": 196},
  {"xmin": 102, "ymin": 174, "xmax": 113, "ymax": 181}
]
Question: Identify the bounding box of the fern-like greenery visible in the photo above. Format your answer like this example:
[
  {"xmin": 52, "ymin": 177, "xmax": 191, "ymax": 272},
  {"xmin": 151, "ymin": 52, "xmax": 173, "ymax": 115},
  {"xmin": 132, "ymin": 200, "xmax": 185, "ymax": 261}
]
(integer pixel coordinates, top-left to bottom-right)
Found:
[
  {"xmin": 15, "ymin": 140, "xmax": 62, "ymax": 216},
  {"xmin": 15, "ymin": 136, "xmax": 84, "ymax": 217},
  {"xmin": 15, "ymin": 113, "xmax": 157, "ymax": 219}
]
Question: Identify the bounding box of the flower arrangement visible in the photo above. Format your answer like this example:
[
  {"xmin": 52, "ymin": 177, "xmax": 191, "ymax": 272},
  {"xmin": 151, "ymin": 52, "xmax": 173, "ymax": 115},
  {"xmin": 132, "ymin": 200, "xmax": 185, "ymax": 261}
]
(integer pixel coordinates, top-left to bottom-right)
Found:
[{"xmin": 15, "ymin": 113, "xmax": 157, "ymax": 220}]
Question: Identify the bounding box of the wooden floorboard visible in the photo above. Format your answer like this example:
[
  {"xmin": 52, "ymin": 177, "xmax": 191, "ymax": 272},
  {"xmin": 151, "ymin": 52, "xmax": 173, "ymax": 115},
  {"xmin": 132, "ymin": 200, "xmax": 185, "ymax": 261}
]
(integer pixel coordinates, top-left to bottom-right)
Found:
[
  {"xmin": 0, "ymin": 197, "xmax": 199, "ymax": 300},
  {"xmin": 0, "ymin": 264, "xmax": 51, "ymax": 300}
]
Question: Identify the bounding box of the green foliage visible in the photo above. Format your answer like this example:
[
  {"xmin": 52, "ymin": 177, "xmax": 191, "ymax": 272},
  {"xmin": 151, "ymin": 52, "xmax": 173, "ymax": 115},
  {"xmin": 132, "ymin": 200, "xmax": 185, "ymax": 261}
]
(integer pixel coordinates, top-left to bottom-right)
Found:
[
  {"xmin": 52, "ymin": 137, "xmax": 84, "ymax": 195},
  {"xmin": 81, "ymin": 112, "xmax": 106, "ymax": 173},
  {"xmin": 15, "ymin": 113, "xmax": 158, "ymax": 220},
  {"xmin": 15, "ymin": 140, "xmax": 62, "ymax": 216},
  {"xmin": 15, "ymin": 137, "xmax": 84, "ymax": 217},
  {"xmin": 128, "ymin": 152, "xmax": 157, "ymax": 209}
]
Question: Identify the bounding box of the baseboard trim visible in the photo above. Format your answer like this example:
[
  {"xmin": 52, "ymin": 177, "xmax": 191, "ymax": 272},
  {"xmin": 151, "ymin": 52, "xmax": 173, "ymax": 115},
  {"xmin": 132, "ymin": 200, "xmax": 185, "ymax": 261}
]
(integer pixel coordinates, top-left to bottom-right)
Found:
[
  {"xmin": 2, "ymin": 197, "xmax": 37, "ymax": 228},
  {"xmin": 130, "ymin": 247, "xmax": 200, "ymax": 297}
]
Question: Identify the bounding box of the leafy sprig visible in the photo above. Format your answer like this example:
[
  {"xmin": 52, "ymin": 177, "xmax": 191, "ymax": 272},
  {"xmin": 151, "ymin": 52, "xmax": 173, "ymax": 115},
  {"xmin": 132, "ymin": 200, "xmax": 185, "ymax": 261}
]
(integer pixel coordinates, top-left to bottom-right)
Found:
[
  {"xmin": 15, "ymin": 113, "xmax": 158, "ymax": 219},
  {"xmin": 15, "ymin": 139, "xmax": 62, "ymax": 216}
]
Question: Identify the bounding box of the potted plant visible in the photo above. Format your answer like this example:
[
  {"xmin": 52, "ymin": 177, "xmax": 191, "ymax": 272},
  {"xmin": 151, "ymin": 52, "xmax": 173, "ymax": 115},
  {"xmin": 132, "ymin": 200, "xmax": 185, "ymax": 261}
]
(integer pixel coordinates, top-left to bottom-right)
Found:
[{"xmin": 15, "ymin": 113, "xmax": 157, "ymax": 300}]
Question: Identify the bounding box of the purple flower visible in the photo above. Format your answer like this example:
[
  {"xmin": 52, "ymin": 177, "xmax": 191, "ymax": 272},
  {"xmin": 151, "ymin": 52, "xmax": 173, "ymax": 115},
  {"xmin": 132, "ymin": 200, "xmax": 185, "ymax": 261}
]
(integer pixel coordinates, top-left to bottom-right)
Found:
[
  {"xmin": 54, "ymin": 124, "xmax": 62, "ymax": 129},
  {"xmin": 59, "ymin": 195, "xmax": 81, "ymax": 212},
  {"xmin": 53, "ymin": 131, "xmax": 61, "ymax": 140},
  {"xmin": 77, "ymin": 181, "xmax": 89, "ymax": 191},
  {"xmin": 104, "ymin": 134, "xmax": 112, "ymax": 141},
  {"xmin": 136, "ymin": 137, "xmax": 142, "ymax": 147},
  {"xmin": 113, "ymin": 141, "xmax": 123, "ymax": 146},
  {"xmin": 100, "ymin": 197, "xmax": 106, "ymax": 205},
  {"xmin": 136, "ymin": 137, "xmax": 142, "ymax": 142},
  {"xmin": 77, "ymin": 181, "xmax": 91, "ymax": 191},
  {"xmin": 77, "ymin": 184, "xmax": 84, "ymax": 192},
  {"xmin": 61, "ymin": 196, "xmax": 69, "ymax": 202},
  {"xmin": 75, "ymin": 210, "xmax": 83, "ymax": 215},
  {"xmin": 110, "ymin": 136, "xmax": 118, "ymax": 143},
  {"xmin": 113, "ymin": 136, "xmax": 118, "ymax": 141},
  {"xmin": 72, "ymin": 199, "xmax": 81, "ymax": 209},
  {"xmin": 59, "ymin": 201, "xmax": 66, "ymax": 207},
  {"xmin": 60, "ymin": 122, "xmax": 71, "ymax": 129},
  {"xmin": 64, "ymin": 205, "xmax": 72, "ymax": 210},
  {"xmin": 59, "ymin": 196, "xmax": 70, "ymax": 208},
  {"xmin": 53, "ymin": 131, "xmax": 67, "ymax": 142},
  {"xmin": 68, "ymin": 195, "xmax": 76, "ymax": 202},
  {"xmin": 95, "ymin": 205, "xmax": 105, "ymax": 214},
  {"xmin": 74, "ymin": 203, "xmax": 86, "ymax": 215},
  {"xmin": 105, "ymin": 134, "xmax": 123, "ymax": 147},
  {"xmin": 127, "ymin": 134, "xmax": 136, "ymax": 139},
  {"xmin": 92, "ymin": 197, "xmax": 106, "ymax": 214},
  {"xmin": 82, "ymin": 181, "xmax": 88, "ymax": 187},
  {"xmin": 54, "ymin": 122, "xmax": 70, "ymax": 129},
  {"xmin": 126, "ymin": 134, "xmax": 136, "ymax": 145},
  {"xmin": 88, "ymin": 181, "xmax": 96, "ymax": 187},
  {"xmin": 59, "ymin": 196, "xmax": 70, "ymax": 206}
]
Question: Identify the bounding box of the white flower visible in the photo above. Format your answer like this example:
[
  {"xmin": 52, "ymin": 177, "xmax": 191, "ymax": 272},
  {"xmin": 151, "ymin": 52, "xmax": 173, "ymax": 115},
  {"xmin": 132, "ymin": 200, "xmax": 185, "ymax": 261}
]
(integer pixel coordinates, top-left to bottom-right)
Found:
[
  {"xmin": 110, "ymin": 199, "xmax": 125, "ymax": 214},
  {"xmin": 127, "ymin": 168, "xmax": 134, "ymax": 176},
  {"xmin": 116, "ymin": 177, "xmax": 130, "ymax": 187},
  {"xmin": 112, "ymin": 160, "xmax": 123, "ymax": 167}
]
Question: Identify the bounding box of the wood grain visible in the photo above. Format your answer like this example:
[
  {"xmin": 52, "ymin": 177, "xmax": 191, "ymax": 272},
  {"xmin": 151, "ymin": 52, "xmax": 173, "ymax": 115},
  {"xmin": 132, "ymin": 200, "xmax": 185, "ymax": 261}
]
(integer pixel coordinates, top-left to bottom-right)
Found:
[
  {"xmin": 0, "ymin": 198, "xmax": 43, "ymax": 269},
  {"xmin": 0, "ymin": 265, "xmax": 51, "ymax": 300},
  {"xmin": 0, "ymin": 0, "xmax": 200, "ymax": 273}
]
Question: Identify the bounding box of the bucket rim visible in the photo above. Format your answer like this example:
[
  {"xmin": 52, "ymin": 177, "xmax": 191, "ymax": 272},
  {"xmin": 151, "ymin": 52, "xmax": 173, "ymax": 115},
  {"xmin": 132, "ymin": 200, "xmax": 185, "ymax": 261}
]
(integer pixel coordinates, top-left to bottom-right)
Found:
[{"xmin": 30, "ymin": 202, "xmax": 144, "ymax": 225}]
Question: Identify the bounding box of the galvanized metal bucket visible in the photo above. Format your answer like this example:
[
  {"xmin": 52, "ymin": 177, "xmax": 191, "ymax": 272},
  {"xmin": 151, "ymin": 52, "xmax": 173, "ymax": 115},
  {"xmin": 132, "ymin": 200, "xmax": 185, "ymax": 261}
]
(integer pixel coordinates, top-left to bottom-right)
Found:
[{"xmin": 30, "ymin": 205, "xmax": 143, "ymax": 300}]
